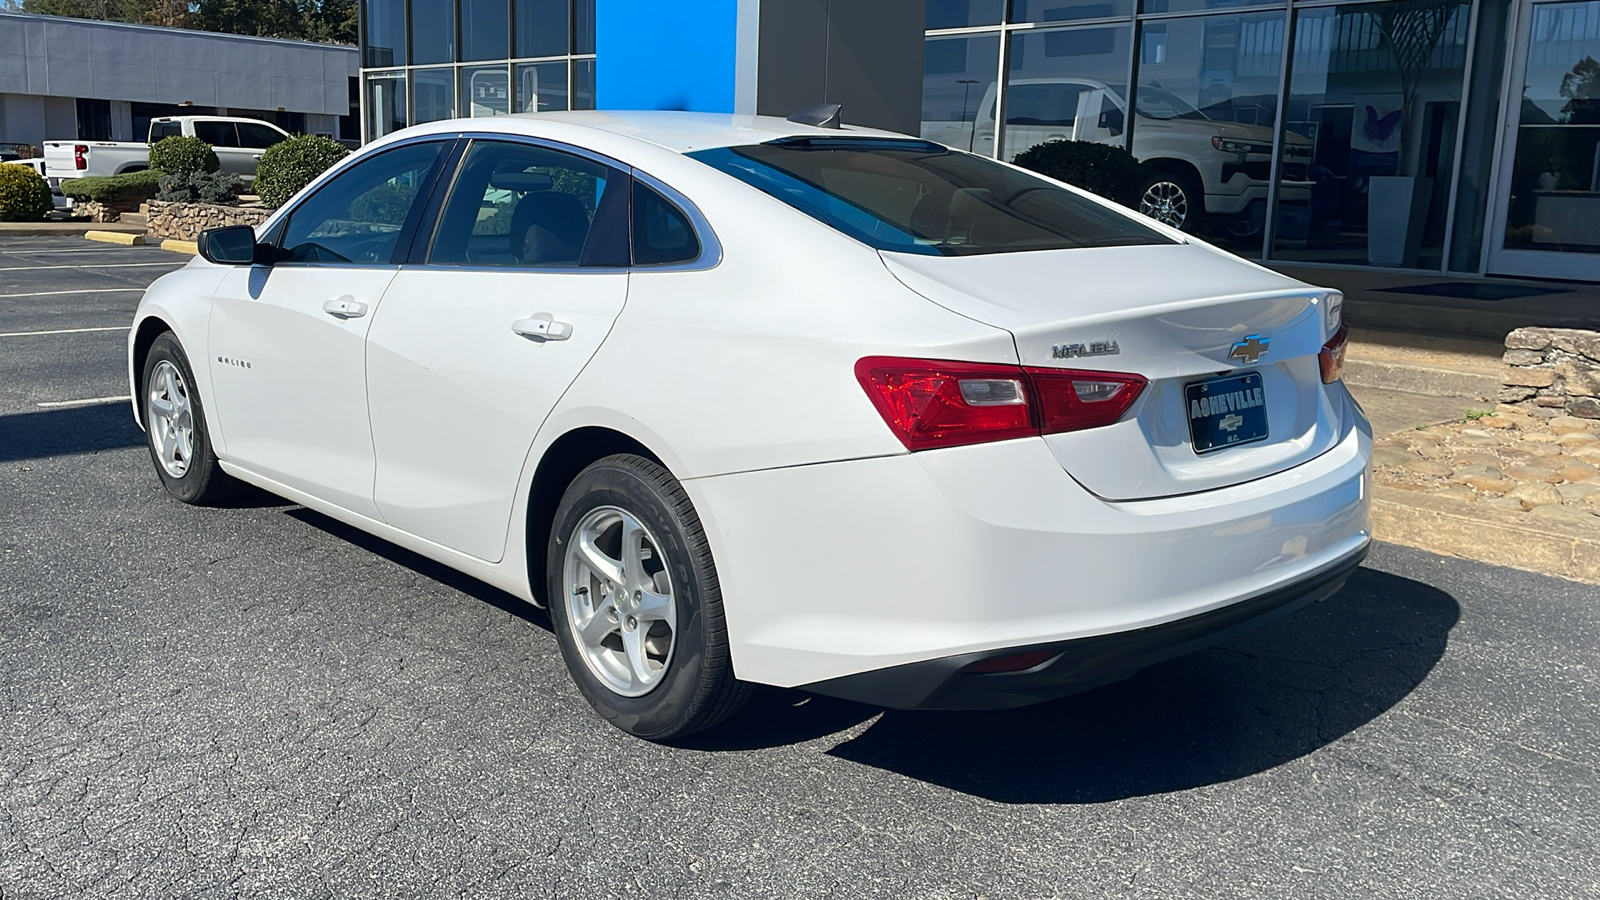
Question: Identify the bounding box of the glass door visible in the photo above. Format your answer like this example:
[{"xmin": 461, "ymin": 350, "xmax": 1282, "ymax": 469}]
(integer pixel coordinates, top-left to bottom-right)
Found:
[{"xmin": 1488, "ymin": 0, "xmax": 1600, "ymax": 279}]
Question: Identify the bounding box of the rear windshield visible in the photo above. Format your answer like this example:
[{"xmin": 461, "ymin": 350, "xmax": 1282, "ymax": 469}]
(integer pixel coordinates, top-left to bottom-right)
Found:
[{"xmin": 686, "ymin": 138, "xmax": 1174, "ymax": 257}]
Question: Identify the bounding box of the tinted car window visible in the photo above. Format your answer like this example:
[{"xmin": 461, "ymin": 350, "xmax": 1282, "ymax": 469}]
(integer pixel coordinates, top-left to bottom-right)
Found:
[
  {"xmin": 687, "ymin": 138, "xmax": 1174, "ymax": 256},
  {"xmin": 192, "ymin": 121, "xmax": 239, "ymax": 148},
  {"xmin": 236, "ymin": 122, "xmax": 286, "ymax": 149},
  {"xmin": 279, "ymin": 141, "xmax": 444, "ymax": 265},
  {"xmin": 430, "ymin": 139, "xmax": 625, "ymax": 267},
  {"xmin": 151, "ymin": 121, "xmax": 181, "ymax": 141},
  {"xmin": 631, "ymin": 180, "xmax": 700, "ymax": 265}
]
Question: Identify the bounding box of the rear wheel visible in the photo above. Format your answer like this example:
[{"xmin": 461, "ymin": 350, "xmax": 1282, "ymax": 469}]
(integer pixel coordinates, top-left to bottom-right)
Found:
[
  {"xmin": 547, "ymin": 454, "xmax": 750, "ymax": 740},
  {"xmin": 1137, "ymin": 166, "xmax": 1204, "ymax": 233},
  {"xmin": 142, "ymin": 332, "xmax": 237, "ymax": 505}
]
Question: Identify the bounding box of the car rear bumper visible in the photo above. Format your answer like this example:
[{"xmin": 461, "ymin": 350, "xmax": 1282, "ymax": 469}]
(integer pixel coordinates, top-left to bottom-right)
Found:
[
  {"xmin": 687, "ymin": 392, "xmax": 1371, "ymax": 693},
  {"xmin": 799, "ymin": 541, "xmax": 1367, "ymax": 710}
]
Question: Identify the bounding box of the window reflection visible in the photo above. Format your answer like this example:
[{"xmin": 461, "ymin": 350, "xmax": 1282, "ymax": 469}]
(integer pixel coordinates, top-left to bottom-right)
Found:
[
  {"xmin": 920, "ymin": 33, "xmax": 1001, "ymax": 153},
  {"xmin": 573, "ymin": 58, "xmax": 596, "ymax": 110},
  {"xmin": 516, "ymin": 61, "xmax": 569, "ymax": 113},
  {"xmin": 461, "ymin": 0, "xmax": 509, "ymax": 62},
  {"xmin": 363, "ymin": 0, "xmax": 405, "ymax": 67},
  {"xmin": 463, "ymin": 64, "xmax": 511, "ymax": 117},
  {"xmin": 516, "ymin": 0, "xmax": 570, "ymax": 59},
  {"xmin": 1272, "ymin": 1, "xmax": 1471, "ymax": 268},
  {"xmin": 409, "ymin": 0, "xmax": 456, "ymax": 65},
  {"xmin": 926, "ymin": 0, "xmax": 1003, "ymax": 29},
  {"xmin": 411, "ymin": 68, "xmax": 457, "ymax": 124},
  {"xmin": 1133, "ymin": 12, "xmax": 1285, "ymax": 250},
  {"xmin": 1009, "ymin": 0, "xmax": 1132, "ymax": 24},
  {"xmin": 365, "ymin": 71, "xmax": 407, "ymax": 138},
  {"xmin": 1002, "ymin": 26, "xmax": 1132, "ymax": 161}
]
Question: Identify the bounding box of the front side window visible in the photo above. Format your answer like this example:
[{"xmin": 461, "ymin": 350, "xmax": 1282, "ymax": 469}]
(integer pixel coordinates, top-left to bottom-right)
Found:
[
  {"xmin": 236, "ymin": 123, "xmax": 286, "ymax": 149},
  {"xmin": 430, "ymin": 140, "xmax": 625, "ymax": 267},
  {"xmin": 279, "ymin": 141, "xmax": 444, "ymax": 265},
  {"xmin": 688, "ymin": 138, "xmax": 1174, "ymax": 256}
]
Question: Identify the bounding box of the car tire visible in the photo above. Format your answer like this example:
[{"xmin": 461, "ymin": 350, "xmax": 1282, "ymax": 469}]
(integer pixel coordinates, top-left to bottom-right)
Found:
[
  {"xmin": 1137, "ymin": 166, "xmax": 1204, "ymax": 233},
  {"xmin": 547, "ymin": 454, "xmax": 750, "ymax": 740},
  {"xmin": 141, "ymin": 331, "xmax": 238, "ymax": 506}
]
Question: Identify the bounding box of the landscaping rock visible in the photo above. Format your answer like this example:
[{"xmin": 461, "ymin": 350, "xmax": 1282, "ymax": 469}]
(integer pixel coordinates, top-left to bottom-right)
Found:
[
  {"xmin": 1372, "ymin": 447, "xmax": 1418, "ymax": 468},
  {"xmin": 1549, "ymin": 416, "xmax": 1597, "ymax": 434},
  {"xmin": 1402, "ymin": 459, "xmax": 1454, "ymax": 477},
  {"xmin": 1505, "ymin": 465, "xmax": 1563, "ymax": 484},
  {"xmin": 1558, "ymin": 463, "xmax": 1600, "ymax": 483},
  {"xmin": 1451, "ymin": 451, "xmax": 1504, "ymax": 467},
  {"xmin": 1557, "ymin": 483, "xmax": 1599, "ymax": 503},
  {"xmin": 1569, "ymin": 397, "xmax": 1600, "ymax": 418},
  {"xmin": 1508, "ymin": 482, "xmax": 1563, "ymax": 510}
]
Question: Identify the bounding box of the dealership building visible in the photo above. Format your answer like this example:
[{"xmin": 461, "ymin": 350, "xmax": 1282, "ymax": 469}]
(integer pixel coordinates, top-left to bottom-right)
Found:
[{"xmin": 0, "ymin": 11, "xmax": 358, "ymax": 149}]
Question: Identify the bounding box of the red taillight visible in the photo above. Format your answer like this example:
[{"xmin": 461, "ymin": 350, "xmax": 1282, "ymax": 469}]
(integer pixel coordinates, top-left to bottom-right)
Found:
[
  {"xmin": 1319, "ymin": 323, "xmax": 1349, "ymax": 384},
  {"xmin": 964, "ymin": 649, "xmax": 1059, "ymax": 674},
  {"xmin": 73, "ymin": 144, "xmax": 87, "ymax": 170},
  {"xmin": 855, "ymin": 356, "xmax": 1147, "ymax": 451}
]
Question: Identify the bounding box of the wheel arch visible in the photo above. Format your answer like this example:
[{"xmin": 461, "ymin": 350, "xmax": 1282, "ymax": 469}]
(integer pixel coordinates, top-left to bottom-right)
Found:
[
  {"xmin": 524, "ymin": 426, "xmax": 664, "ymax": 606},
  {"xmin": 129, "ymin": 314, "xmax": 176, "ymax": 428},
  {"xmin": 1139, "ymin": 156, "xmax": 1205, "ymax": 191}
]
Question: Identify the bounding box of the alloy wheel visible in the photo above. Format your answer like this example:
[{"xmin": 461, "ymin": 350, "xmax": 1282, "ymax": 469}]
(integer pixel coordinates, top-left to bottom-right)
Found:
[
  {"xmin": 1140, "ymin": 180, "xmax": 1190, "ymax": 229},
  {"xmin": 146, "ymin": 359, "xmax": 195, "ymax": 478},
  {"xmin": 562, "ymin": 505, "xmax": 678, "ymax": 697}
]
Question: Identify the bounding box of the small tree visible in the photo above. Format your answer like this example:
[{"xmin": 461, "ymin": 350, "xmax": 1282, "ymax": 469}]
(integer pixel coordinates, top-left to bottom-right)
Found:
[
  {"xmin": 1011, "ymin": 140, "xmax": 1140, "ymax": 206},
  {"xmin": 0, "ymin": 164, "xmax": 54, "ymax": 222},
  {"xmin": 253, "ymin": 134, "xmax": 350, "ymax": 208},
  {"xmin": 148, "ymin": 135, "xmax": 220, "ymax": 176}
]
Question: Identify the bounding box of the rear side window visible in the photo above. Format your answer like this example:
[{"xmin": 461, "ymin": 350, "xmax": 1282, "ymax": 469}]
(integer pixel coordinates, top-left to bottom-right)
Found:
[
  {"xmin": 192, "ymin": 121, "xmax": 239, "ymax": 148},
  {"xmin": 631, "ymin": 180, "xmax": 700, "ymax": 266},
  {"xmin": 151, "ymin": 121, "xmax": 181, "ymax": 141},
  {"xmin": 687, "ymin": 138, "xmax": 1173, "ymax": 257}
]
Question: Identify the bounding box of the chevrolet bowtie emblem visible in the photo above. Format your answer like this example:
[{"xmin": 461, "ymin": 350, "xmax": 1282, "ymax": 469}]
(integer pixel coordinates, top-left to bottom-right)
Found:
[{"xmin": 1229, "ymin": 335, "xmax": 1271, "ymax": 365}]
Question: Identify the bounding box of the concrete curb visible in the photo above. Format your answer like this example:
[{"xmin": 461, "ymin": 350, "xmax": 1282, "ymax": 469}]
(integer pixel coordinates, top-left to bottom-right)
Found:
[
  {"xmin": 0, "ymin": 222, "xmax": 144, "ymax": 237},
  {"xmin": 1344, "ymin": 357, "xmax": 1500, "ymax": 401},
  {"xmin": 1372, "ymin": 486, "xmax": 1600, "ymax": 584},
  {"xmin": 160, "ymin": 239, "xmax": 198, "ymax": 255},
  {"xmin": 85, "ymin": 231, "xmax": 145, "ymax": 245}
]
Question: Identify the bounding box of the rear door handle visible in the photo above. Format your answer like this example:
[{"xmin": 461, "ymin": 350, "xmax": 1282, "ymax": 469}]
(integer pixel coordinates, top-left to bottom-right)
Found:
[
  {"xmin": 322, "ymin": 297, "xmax": 368, "ymax": 318},
  {"xmin": 512, "ymin": 314, "xmax": 573, "ymax": 342}
]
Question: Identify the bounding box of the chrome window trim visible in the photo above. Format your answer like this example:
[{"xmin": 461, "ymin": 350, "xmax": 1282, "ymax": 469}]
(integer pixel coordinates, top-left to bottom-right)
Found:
[{"xmin": 629, "ymin": 167, "xmax": 724, "ymax": 272}]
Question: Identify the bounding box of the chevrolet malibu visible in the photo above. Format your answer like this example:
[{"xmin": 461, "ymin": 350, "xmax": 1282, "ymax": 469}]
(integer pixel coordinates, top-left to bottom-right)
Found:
[{"xmin": 128, "ymin": 110, "xmax": 1371, "ymax": 741}]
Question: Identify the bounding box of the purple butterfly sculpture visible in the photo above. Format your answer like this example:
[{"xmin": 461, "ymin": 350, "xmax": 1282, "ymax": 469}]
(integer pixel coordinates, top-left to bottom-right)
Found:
[{"xmin": 1365, "ymin": 106, "xmax": 1403, "ymax": 142}]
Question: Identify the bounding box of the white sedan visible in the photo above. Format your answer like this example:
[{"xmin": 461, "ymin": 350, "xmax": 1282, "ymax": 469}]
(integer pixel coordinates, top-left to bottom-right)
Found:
[{"xmin": 128, "ymin": 110, "xmax": 1371, "ymax": 740}]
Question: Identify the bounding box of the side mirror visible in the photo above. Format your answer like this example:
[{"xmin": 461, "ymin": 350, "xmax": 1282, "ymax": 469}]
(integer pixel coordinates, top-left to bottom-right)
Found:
[
  {"xmin": 1098, "ymin": 108, "xmax": 1124, "ymax": 137},
  {"xmin": 198, "ymin": 225, "xmax": 265, "ymax": 266}
]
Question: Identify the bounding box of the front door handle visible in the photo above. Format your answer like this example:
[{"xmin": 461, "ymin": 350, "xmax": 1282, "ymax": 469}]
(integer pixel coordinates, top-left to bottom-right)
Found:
[
  {"xmin": 512, "ymin": 314, "xmax": 573, "ymax": 342},
  {"xmin": 322, "ymin": 297, "xmax": 368, "ymax": 318}
]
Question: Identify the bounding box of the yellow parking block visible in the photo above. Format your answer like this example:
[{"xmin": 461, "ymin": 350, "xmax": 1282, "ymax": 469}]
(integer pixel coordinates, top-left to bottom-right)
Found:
[
  {"xmin": 84, "ymin": 231, "xmax": 145, "ymax": 245},
  {"xmin": 160, "ymin": 239, "xmax": 198, "ymax": 255}
]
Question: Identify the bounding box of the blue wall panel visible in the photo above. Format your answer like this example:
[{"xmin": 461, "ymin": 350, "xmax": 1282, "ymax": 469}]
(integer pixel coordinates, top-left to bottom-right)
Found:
[{"xmin": 596, "ymin": 0, "xmax": 738, "ymax": 112}]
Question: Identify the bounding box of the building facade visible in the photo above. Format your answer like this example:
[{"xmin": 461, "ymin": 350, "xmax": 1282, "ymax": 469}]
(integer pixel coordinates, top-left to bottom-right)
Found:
[
  {"xmin": 0, "ymin": 12, "xmax": 359, "ymax": 149},
  {"xmin": 358, "ymin": 0, "xmax": 1600, "ymax": 283}
]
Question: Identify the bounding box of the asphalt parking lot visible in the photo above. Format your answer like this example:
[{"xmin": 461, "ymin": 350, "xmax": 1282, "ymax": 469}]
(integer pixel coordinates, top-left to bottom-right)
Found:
[{"xmin": 2, "ymin": 234, "xmax": 1598, "ymax": 899}]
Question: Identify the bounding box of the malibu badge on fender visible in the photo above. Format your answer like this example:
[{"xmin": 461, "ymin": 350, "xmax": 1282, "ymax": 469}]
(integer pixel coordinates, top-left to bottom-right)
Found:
[{"xmin": 1186, "ymin": 372, "xmax": 1269, "ymax": 453}]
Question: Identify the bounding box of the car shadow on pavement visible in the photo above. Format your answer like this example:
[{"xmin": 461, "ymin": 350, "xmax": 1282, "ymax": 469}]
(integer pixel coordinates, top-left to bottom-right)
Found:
[
  {"xmin": 0, "ymin": 402, "xmax": 145, "ymax": 462},
  {"xmin": 285, "ymin": 508, "xmax": 553, "ymax": 631},
  {"xmin": 812, "ymin": 567, "xmax": 1459, "ymax": 804}
]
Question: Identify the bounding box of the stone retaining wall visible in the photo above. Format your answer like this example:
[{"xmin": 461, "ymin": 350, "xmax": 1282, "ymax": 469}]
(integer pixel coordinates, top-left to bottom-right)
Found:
[
  {"xmin": 146, "ymin": 200, "xmax": 273, "ymax": 241},
  {"xmin": 76, "ymin": 199, "xmax": 142, "ymax": 223},
  {"xmin": 1501, "ymin": 327, "xmax": 1600, "ymax": 419}
]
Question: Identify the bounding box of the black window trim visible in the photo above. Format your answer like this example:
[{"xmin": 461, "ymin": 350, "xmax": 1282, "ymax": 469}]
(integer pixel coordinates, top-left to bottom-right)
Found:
[{"xmin": 265, "ymin": 135, "xmax": 460, "ymax": 269}]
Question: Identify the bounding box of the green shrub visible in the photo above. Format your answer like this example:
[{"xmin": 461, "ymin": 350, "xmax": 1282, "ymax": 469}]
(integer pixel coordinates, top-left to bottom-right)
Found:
[
  {"xmin": 0, "ymin": 163, "xmax": 53, "ymax": 221},
  {"xmin": 60, "ymin": 170, "xmax": 166, "ymax": 204},
  {"xmin": 1011, "ymin": 140, "xmax": 1140, "ymax": 206},
  {"xmin": 157, "ymin": 171, "xmax": 242, "ymax": 205},
  {"xmin": 349, "ymin": 182, "xmax": 416, "ymax": 223},
  {"xmin": 254, "ymin": 134, "xmax": 350, "ymax": 208},
  {"xmin": 148, "ymin": 135, "xmax": 220, "ymax": 176}
]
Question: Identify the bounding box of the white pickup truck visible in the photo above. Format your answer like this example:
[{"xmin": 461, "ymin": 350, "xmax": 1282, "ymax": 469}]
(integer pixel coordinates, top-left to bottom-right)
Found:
[
  {"xmin": 42, "ymin": 115, "xmax": 289, "ymax": 190},
  {"xmin": 924, "ymin": 78, "xmax": 1311, "ymax": 235}
]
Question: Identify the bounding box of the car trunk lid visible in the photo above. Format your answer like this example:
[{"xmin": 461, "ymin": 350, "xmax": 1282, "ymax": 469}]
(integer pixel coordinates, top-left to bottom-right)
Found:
[{"xmin": 881, "ymin": 243, "xmax": 1345, "ymax": 500}]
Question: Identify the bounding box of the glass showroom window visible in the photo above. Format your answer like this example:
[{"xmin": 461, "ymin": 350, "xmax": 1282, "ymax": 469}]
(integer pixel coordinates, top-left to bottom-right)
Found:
[
  {"xmin": 461, "ymin": 0, "xmax": 510, "ymax": 61},
  {"xmin": 1011, "ymin": 0, "xmax": 1132, "ymax": 24},
  {"xmin": 927, "ymin": 0, "xmax": 1003, "ymax": 29},
  {"xmin": 410, "ymin": 0, "xmax": 456, "ymax": 65},
  {"xmin": 1002, "ymin": 25, "xmax": 1133, "ymax": 161},
  {"xmin": 463, "ymin": 64, "xmax": 512, "ymax": 117},
  {"xmin": 572, "ymin": 59, "xmax": 596, "ymax": 110},
  {"xmin": 516, "ymin": 61, "xmax": 569, "ymax": 113},
  {"xmin": 1272, "ymin": 1, "xmax": 1471, "ymax": 269},
  {"xmin": 363, "ymin": 0, "xmax": 405, "ymax": 67},
  {"xmin": 1133, "ymin": 12, "xmax": 1286, "ymax": 253},
  {"xmin": 517, "ymin": 0, "xmax": 570, "ymax": 58},
  {"xmin": 921, "ymin": 33, "xmax": 1001, "ymax": 154},
  {"xmin": 411, "ymin": 67, "xmax": 458, "ymax": 124},
  {"xmin": 365, "ymin": 70, "xmax": 407, "ymax": 139}
]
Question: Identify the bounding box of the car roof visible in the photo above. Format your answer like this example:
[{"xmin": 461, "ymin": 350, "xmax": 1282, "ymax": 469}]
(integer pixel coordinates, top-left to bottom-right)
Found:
[{"xmin": 393, "ymin": 110, "xmax": 914, "ymax": 156}]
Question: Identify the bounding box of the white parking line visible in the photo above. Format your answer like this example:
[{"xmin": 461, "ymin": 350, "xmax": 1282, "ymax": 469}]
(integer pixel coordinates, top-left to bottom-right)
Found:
[
  {"xmin": 0, "ymin": 262, "xmax": 181, "ymax": 271},
  {"xmin": 0, "ymin": 326, "xmax": 128, "ymax": 338},
  {"xmin": 0, "ymin": 288, "xmax": 144, "ymax": 298},
  {"xmin": 0, "ymin": 247, "xmax": 157, "ymax": 255},
  {"xmin": 36, "ymin": 395, "xmax": 130, "ymax": 408}
]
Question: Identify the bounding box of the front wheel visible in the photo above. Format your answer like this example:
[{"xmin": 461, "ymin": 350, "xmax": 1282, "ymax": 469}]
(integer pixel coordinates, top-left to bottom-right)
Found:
[
  {"xmin": 141, "ymin": 332, "xmax": 238, "ymax": 505},
  {"xmin": 547, "ymin": 454, "xmax": 750, "ymax": 740},
  {"xmin": 1137, "ymin": 167, "xmax": 1204, "ymax": 233}
]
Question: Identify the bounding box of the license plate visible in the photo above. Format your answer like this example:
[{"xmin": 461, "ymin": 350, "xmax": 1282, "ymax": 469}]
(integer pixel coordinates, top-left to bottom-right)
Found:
[{"xmin": 1186, "ymin": 372, "xmax": 1268, "ymax": 454}]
